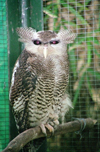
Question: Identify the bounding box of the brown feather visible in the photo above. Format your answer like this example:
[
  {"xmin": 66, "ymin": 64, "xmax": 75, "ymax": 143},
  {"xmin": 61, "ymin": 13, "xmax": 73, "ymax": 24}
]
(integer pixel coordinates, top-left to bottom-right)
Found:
[{"xmin": 9, "ymin": 27, "xmax": 76, "ymax": 151}]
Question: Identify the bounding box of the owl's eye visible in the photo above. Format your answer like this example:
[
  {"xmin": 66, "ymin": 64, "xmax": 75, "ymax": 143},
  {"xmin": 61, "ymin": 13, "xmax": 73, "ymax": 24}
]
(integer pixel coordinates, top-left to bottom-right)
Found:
[
  {"xmin": 33, "ymin": 40, "xmax": 42, "ymax": 45},
  {"xmin": 50, "ymin": 40, "xmax": 59, "ymax": 45}
]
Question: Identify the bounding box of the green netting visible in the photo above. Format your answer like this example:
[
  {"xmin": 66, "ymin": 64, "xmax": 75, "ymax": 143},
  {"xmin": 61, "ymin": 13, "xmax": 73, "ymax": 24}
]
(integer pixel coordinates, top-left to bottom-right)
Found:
[
  {"xmin": 1, "ymin": 0, "xmax": 100, "ymax": 151},
  {"xmin": 0, "ymin": 0, "xmax": 9, "ymax": 151}
]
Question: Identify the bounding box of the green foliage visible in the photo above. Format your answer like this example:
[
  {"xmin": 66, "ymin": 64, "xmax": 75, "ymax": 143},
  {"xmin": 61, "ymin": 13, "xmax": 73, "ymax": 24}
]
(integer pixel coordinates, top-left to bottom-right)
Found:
[
  {"xmin": 43, "ymin": 0, "xmax": 100, "ymax": 109},
  {"xmin": 44, "ymin": 1, "xmax": 100, "ymax": 151},
  {"xmin": 0, "ymin": 0, "xmax": 99, "ymax": 151}
]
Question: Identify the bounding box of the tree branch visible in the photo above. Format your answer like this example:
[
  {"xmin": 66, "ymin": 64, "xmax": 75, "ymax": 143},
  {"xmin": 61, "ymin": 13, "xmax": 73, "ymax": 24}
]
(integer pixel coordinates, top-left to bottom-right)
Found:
[{"xmin": 2, "ymin": 118, "xmax": 97, "ymax": 152}]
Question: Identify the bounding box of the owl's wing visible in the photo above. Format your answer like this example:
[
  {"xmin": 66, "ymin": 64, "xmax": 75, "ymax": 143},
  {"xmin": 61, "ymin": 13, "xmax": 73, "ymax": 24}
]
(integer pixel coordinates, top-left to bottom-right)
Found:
[{"xmin": 9, "ymin": 50, "xmax": 38, "ymax": 132}]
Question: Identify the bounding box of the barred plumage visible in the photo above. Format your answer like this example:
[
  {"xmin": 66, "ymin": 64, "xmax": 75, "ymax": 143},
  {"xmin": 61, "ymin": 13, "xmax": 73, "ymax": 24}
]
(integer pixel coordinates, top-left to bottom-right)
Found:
[{"xmin": 9, "ymin": 27, "xmax": 76, "ymax": 152}]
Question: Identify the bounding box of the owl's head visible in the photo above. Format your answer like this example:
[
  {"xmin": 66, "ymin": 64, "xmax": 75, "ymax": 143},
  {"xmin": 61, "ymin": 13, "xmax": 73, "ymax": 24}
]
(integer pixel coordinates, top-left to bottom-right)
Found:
[{"xmin": 16, "ymin": 27, "xmax": 76, "ymax": 58}]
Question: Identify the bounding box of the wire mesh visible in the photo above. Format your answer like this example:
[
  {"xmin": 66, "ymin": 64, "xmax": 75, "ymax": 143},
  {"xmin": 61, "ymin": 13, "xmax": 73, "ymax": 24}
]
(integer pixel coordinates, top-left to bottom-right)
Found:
[
  {"xmin": 43, "ymin": 0, "xmax": 100, "ymax": 152},
  {"xmin": 0, "ymin": 0, "xmax": 9, "ymax": 151},
  {"xmin": 1, "ymin": 0, "xmax": 100, "ymax": 151}
]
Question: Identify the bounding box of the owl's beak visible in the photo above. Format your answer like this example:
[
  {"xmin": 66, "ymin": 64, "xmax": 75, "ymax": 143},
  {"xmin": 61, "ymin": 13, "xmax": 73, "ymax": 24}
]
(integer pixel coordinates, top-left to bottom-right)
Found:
[{"xmin": 43, "ymin": 46, "xmax": 48, "ymax": 58}]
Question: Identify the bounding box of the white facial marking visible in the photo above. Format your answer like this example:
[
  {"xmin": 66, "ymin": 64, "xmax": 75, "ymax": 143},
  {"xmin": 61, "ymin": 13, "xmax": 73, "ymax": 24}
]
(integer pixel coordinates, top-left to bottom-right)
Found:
[{"xmin": 43, "ymin": 46, "xmax": 48, "ymax": 58}]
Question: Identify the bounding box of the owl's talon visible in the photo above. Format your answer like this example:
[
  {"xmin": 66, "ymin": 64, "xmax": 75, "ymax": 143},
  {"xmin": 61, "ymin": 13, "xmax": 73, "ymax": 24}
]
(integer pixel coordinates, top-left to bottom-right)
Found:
[
  {"xmin": 53, "ymin": 119, "xmax": 59, "ymax": 125},
  {"xmin": 40, "ymin": 123, "xmax": 54, "ymax": 136},
  {"xmin": 45, "ymin": 124, "xmax": 54, "ymax": 135},
  {"xmin": 40, "ymin": 124, "xmax": 47, "ymax": 136}
]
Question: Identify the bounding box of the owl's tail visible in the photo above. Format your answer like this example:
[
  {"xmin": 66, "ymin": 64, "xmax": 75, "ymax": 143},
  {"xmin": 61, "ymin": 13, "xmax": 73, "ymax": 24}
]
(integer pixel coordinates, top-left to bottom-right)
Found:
[{"xmin": 21, "ymin": 137, "xmax": 46, "ymax": 152}]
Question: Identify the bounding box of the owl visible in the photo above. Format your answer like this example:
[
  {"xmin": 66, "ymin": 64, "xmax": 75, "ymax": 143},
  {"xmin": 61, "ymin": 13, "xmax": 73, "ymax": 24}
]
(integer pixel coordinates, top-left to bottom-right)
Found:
[{"xmin": 9, "ymin": 27, "xmax": 76, "ymax": 152}]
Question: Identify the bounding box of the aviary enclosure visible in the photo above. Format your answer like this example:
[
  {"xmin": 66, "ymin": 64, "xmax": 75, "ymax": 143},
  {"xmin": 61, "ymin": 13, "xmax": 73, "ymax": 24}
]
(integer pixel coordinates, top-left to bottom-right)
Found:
[{"xmin": 0, "ymin": 0, "xmax": 100, "ymax": 151}]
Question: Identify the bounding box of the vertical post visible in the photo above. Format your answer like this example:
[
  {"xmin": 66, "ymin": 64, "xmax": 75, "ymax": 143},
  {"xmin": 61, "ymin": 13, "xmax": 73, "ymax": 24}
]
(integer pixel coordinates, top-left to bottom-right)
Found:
[
  {"xmin": 7, "ymin": 0, "xmax": 31, "ymax": 141},
  {"xmin": 7, "ymin": 0, "xmax": 20, "ymax": 140},
  {"xmin": 19, "ymin": 0, "xmax": 30, "ymax": 50},
  {"xmin": 20, "ymin": 0, "xmax": 30, "ymax": 28},
  {"xmin": 30, "ymin": 0, "xmax": 43, "ymax": 31},
  {"xmin": 7, "ymin": 0, "xmax": 46, "ymax": 151}
]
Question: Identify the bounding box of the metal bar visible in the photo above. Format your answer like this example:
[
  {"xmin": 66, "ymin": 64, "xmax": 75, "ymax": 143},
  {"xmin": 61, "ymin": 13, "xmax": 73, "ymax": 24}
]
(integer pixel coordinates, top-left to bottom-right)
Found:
[
  {"xmin": 19, "ymin": 0, "xmax": 30, "ymax": 50},
  {"xmin": 20, "ymin": 0, "xmax": 30, "ymax": 27},
  {"xmin": 7, "ymin": 0, "xmax": 45, "ymax": 151},
  {"xmin": 30, "ymin": 0, "xmax": 43, "ymax": 31},
  {"xmin": 7, "ymin": 0, "xmax": 20, "ymax": 141}
]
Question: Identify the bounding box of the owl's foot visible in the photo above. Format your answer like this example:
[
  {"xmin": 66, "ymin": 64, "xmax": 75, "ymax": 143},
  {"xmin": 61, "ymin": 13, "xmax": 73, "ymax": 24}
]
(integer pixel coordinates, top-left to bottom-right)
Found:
[
  {"xmin": 49, "ymin": 113, "xmax": 59, "ymax": 126},
  {"xmin": 40, "ymin": 124, "xmax": 54, "ymax": 136},
  {"xmin": 40, "ymin": 114, "xmax": 59, "ymax": 136},
  {"xmin": 45, "ymin": 124, "xmax": 54, "ymax": 134}
]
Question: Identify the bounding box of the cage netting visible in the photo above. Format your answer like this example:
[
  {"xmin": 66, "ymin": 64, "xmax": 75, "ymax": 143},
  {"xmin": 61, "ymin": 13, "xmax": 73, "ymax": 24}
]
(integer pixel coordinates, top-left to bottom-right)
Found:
[
  {"xmin": 1, "ymin": 0, "xmax": 100, "ymax": 152},
  {"xmin": 0, "ymin": 0, "xmax": 9, "ymax": 151},
  {"xmin": 43, "ymin": 0, "xmax": 100, "ymax": 152}
]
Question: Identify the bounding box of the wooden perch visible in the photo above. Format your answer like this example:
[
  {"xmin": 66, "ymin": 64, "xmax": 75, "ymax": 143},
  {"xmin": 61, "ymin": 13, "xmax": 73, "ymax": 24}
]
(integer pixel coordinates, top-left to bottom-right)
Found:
[{"xmin": 2, "ymin": 118, "xmax": 97, "ymax": 152}]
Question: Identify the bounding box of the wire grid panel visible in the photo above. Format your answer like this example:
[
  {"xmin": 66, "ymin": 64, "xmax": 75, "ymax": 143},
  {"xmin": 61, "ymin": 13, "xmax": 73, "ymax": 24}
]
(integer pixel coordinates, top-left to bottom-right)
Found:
[
  {"xmin": 43, "ymin": 0, "xmax": 100, "ymax": 152},
  {"xmin": 0, "ymin": 0, "xmax": 9, "ymax": 151}
]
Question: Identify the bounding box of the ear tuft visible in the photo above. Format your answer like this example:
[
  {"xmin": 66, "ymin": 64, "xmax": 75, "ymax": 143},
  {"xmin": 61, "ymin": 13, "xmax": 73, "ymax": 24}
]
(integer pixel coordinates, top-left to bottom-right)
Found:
[
  {"xmin": 16, "ymin": 27, "xmax": 36, "ymax": 43},
  {"xmin": 58, "ymin": 29, "xmax": 76, "ymax": 44}
]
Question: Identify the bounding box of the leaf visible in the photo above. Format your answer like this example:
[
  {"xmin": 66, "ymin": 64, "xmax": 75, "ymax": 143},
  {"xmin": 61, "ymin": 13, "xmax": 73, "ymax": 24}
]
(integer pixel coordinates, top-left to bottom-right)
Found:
[
  {"xmin": 87, "ymin": 68, "xmax": 100, "ymax": 80},
  {"xmin": 68, "ymin": 50, "xmax": 77, "ymax": 78},
  {"xmin": 62, "ymin": 19, "xmax": 80, "ymax": 28},
  {"xmin": 61, "ymin": 2, "xmax": 89, "ymax": 26},
  {"xmin": 87, "ymin": 41, "xmax": 92, "ymax": 65},
  {"xmin": 73, "ymin": 72, "xmax": 86, "ymax": 107},
  {"xmin": 86, "ymin": 74, "xmax": 92, "ymax": 96},
  {"xmin": 94, "ymin": 49, "xmax": 100, "ymax": 58},
  {"xmin": 43, "ymin": 8, "xmax": 57, "ymax": 18}
]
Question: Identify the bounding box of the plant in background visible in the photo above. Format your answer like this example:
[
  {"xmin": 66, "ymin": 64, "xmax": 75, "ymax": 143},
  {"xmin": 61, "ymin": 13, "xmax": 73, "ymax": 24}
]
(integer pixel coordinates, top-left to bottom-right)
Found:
[
  {"xmin": 43, "ymin": 0, "xmax": 100, "ymax": 113},
  {"xmin": 43, "ymin": 1, "xmax": 100, "ymax": 151}
]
